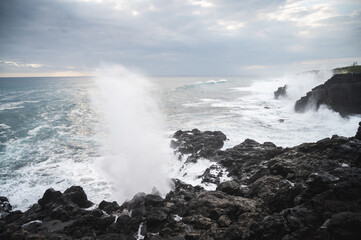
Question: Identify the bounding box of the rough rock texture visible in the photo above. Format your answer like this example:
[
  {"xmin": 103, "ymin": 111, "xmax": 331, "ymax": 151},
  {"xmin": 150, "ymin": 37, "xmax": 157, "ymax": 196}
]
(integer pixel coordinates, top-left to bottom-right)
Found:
[
  {"xmin": 356, "ymin": 122, "xmax": 361, "ymax": 140},
  {"xmin": 294, "ymin": 73, "xmax": 361, "ymax": 116},
  {"xmin": 274, "ymin": 85, "xmax": 287, "ymax": 99},
  {"xmin": 170, "ymin": 129, "xmax": 227, "ymax": 162},
  {"xmin": 2, "ymin": 126, "xmax": 361, "ymax": 239}
]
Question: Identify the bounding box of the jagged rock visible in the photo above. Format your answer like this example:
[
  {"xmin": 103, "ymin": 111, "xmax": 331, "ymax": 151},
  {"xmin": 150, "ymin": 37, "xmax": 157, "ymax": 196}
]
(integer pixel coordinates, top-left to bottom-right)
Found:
[
  {"xmin": 2, "ymin": 124, "xmax": 361, "ymax": 240},
  {"xmin": 295, "ymin": 73, "xmax": 361, "ymax": 116},
  {"xmin": 199, "ymin": 165, "xmax": 221, "ymax": 185},
  {"xmin": 274, "ymin": 85, "xmax": 287, "ymax": 99},
  {"xmin": 215, "ymin": 139, "xmax": 283, "ymax": 181},
  {"xmin": 171, "ymin": 129, "xmax": 227, "ymax": 162},
  {"xmin": 356, "ymin": 122, "xmax": 361, "ymax": 139},
  {"xmin": 0, "ymin": 197, "xmax": 12, "ymax": 218},
  {"xmin": 37, "ymin": 188, "xmax": 62, "ymax": 208},
  {"xmin": 99, "ymin": 200, "xmax": 120, "ymax": 214},
  {"xmin": 144, "ymin": 194, "xmax": 164, "ymax": 207},
  {"xmin": 183, "ymin": 214, "xmax": 213, "ymax": 229},
  {"xmin": 216, "ymin": 180, "xmax": 242, "ymax": 196},
  {"xmin": 63, "ymin": 186, "xmax": 93, "ymax": 208},
  {"xmin": 249, "ymin": 175, "xmax": 303, "ymax": 212}
]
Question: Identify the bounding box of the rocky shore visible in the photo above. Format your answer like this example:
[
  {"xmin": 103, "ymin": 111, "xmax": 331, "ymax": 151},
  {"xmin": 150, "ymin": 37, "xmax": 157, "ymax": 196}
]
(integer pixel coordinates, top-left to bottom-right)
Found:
[
  {"xmin": 294, "ymin": 73, "xmax": 361, "ymax": 116},
  {"xmin": 1, "ymin": 123, "xmax": 361, "ymax": 240}
]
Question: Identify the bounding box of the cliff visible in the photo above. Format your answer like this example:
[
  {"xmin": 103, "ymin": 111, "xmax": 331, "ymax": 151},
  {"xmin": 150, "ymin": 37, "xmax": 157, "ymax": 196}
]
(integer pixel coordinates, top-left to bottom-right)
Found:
[{"xmin": 294, "ymin": 74, "xmax": 361, "ymax": 116}]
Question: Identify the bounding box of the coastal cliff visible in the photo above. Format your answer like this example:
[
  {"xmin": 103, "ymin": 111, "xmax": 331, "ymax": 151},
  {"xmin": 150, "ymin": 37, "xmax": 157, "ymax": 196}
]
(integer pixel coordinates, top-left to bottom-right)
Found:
[
  {"xmin": 1, "ymin": 124, "xmax": 361, "ymax": 240},
  {"xmin": 294, "ymin": 73, "xmax": 361, "ymax": 116}
]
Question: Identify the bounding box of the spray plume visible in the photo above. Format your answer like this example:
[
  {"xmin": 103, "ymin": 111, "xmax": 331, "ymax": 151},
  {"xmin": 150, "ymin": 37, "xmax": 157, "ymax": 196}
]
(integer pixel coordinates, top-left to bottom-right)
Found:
[{"xmin": 93, "ymin": 64, "xmax": 171, "ymax": 202}]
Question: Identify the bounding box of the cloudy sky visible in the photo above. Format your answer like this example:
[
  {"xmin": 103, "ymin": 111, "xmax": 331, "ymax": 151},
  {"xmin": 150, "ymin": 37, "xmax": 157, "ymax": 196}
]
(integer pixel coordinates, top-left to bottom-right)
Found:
[{"xmin": 1, "ymin": 0, "xmax": 360, "ymax": 77}]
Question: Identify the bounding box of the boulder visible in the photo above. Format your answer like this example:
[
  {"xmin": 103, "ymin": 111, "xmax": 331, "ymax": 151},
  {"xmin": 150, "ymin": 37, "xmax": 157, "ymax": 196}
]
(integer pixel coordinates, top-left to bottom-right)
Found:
[
  {"xmin": 99, "ymin": 200, "xmax": 120, "ymax": 214},
  {"xmin": 63, "ymin": 186, "xmax": 93, "ymax": 208},
  {"xmin": 38, "ymin": 188, "xmax": 63, "ymax": 208}
]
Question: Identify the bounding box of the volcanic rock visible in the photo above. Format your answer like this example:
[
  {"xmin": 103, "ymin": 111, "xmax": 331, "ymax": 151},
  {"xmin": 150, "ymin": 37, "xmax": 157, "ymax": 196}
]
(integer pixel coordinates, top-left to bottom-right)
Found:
[
  {"xmin": 170, "ymin": 129, "xmax": 227, "ymax": 162},
  {"xmin": 295, "ymin": 73, "xmax": 361, "ymax": 116},
  {"xmin": 2, "ymin": 124, "xmax": 361, "ymax": 239},
  {"xmin": 356, "ymin": 122, "xmax": 361, "ymax": 140},
  {"xmin": 274, "ymin": 85, "xmax": 287, "ymax": 99}
]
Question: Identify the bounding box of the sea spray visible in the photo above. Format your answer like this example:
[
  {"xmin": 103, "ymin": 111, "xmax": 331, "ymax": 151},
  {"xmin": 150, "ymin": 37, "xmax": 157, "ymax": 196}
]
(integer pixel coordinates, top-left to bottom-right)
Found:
[
  {"xmin": 225, "ymin": 70, "xmax": 360, "ymax": 147},
  {"xmin": 93, "ymin": 65, "xmax": 171, "ymax": 202}
]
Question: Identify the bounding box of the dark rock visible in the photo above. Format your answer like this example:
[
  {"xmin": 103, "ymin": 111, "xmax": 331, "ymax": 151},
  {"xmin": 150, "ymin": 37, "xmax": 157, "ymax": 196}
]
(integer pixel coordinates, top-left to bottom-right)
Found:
[
  {"xmin": 144, "ymin": 194, "xmax": 164, "ymax": 207},
  {"xmin": 327, "ymin": 212, "xmax": 361, "ymax": 240},
  {"xmin": 0, "ymin": 197, "xmax": 12, "ymax": 217},
  {"xmin": 218, "ymin": 214, "xmax": 232, "ymax": 227},
  {"xmin": 97, "ymin": 233, "xmax": 134, "ymax": 240},
  {"xmin": 183, "ymin": 214, "xmax": 213, "ymax": 229},
  {"xmin": 1, "ymin": 123, "xmax": 361, "ymax": 240},
  {"xmin": 216, "ymin": 139, "xmax": 283, "ymax": 181},
  {"xmin": 37, "ymin": 188, "xmax": 62, "ymax": 208},
  {"xmin": 99, "ymin": 200, "xmax": 120, "ymax": 214},
  {"xmin": 63, "ymin": 186, "xmax": 93, "ymax": 208},
  {"xmin": 199, "ymin": 165, "xmax": 221, "ymax": 185},
  {"xmin": 216, "ymin": 180, "xmax": 242, "ymax": 196},
  {"xmin": 171, "ymin": 129, "xmax": 227, "ymax": 162},
  {"xmin": 274, "ymin": 85, "xmax": 287, "ymax": 99},
  {"xmin": 146, "ymin": 207, "xmax": 169, "ymax": 228},
  {"xmin": 249, "ymin": 175, "xmax": 302, "ymax": 212},
  {"xmin": 295, "ymin": 73, "xmax": 361, "ymax": 116},
  {"xmin": 356, "ymin": 122, "xmax": 361, "ymax": 139}
]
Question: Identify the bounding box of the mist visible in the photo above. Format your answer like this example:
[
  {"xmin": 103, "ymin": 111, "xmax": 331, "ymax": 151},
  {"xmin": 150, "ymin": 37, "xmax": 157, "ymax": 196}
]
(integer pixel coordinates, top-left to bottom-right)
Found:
[{"xmin": 93, "ymin": 64, "xmax": 171, "ymax": 202}]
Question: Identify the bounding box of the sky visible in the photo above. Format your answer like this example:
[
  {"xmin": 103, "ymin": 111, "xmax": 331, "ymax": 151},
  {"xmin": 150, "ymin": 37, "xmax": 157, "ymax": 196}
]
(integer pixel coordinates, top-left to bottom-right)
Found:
[{"xmin": 0, "ymin": 0, "xmax": 360, "ymax": 77}]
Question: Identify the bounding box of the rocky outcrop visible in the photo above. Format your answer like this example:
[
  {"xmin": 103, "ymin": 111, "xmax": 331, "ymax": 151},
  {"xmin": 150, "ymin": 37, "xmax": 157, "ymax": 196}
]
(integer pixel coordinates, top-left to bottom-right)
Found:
[
  {"xmin": 294, "ymin": 73, "xmax": 361, "ymax": 116},
  {"xmin": 2, "ymin": 125, "xmax": 361, "ymax": 239},
  {"xmin": 170, "ymin": 129, "xmax": 227, "ymax": 162},
  {"xmin": 356, "ymin": 122, "xmax": 361, "ymax": 140},
  {"xmin": 274, "ymin": 85, "xmax": 287, "ymax": 99}
]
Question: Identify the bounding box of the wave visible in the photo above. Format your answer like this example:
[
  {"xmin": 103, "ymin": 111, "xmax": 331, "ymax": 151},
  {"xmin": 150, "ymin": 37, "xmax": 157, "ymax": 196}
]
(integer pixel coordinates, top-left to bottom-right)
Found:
[
  {"xmin": 177, "ymin": 79, "xmax": 227, "ymax": 90},
  {"xmin": 0, "ymin": 101, "xmax": 40, "ymax": 111}
]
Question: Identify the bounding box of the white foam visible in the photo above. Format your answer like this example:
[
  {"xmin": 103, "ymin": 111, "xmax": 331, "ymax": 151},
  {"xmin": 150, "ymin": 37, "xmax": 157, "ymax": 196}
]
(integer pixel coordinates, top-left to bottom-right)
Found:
[
  {"xmin": 92, "ymin": 64, "xmax": 171, "ymax": 204},
  {"xmin": 170, "ymin": 155, "xmax": 231, "ymax": 191},
  {"xmin": 135, "ymin": 222, "xmax": 145, "ymax": 240},
  {"xmin": 0, "ymin": 102, "xmax": 24, "ymax": 111},
  {"xmin": 0, "ymin": 123, "xmax": 11, "ymax": 129}
]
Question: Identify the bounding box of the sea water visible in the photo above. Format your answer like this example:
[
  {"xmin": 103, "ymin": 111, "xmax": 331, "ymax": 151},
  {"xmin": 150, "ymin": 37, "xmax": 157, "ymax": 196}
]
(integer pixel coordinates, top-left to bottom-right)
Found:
[{"xmin": 1, "ymin": 70, "xmax": 360, "ymax": 210}]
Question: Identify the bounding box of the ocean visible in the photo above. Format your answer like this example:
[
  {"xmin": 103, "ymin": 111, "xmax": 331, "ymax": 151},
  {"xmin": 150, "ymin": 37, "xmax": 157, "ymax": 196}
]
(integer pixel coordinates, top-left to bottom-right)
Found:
[{"xmin": 1, "ymin": 67, "xmax": 360, "ymax": 210}]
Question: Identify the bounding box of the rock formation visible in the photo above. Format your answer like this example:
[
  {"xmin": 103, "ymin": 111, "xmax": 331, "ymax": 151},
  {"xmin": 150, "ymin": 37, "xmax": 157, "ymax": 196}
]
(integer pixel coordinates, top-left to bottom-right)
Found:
[
  {"xmin": 294, "ymin": 74, "xmax": 361, "ymax": 116},
  {"xmin": 1, "ymin": 123, "xmax": 361, "ymax": 239},
  {"xmin": 274, "ymin": 85, "xmax": 287, "ymax": 99}
]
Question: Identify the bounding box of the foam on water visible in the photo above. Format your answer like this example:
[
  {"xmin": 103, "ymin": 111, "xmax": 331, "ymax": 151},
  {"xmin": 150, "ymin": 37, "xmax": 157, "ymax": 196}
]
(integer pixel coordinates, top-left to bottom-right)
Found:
[
  {"xmin": 223, "ymin": 70, "xmax": 361, "ymax": 147},
  {"xmin": 162, "ymin": 72, "xmax": 361, "ymax": 148},
  {"xmin": 169, "ymin": 154, "xmax": 231, "ymax": 191}
]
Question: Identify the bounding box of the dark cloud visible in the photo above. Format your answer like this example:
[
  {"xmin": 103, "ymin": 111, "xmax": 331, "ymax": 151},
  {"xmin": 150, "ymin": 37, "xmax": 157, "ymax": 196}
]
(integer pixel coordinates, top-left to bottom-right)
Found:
[{"xmin": 0, "ymin": 0, "xmax": 360, "ymax": 76}]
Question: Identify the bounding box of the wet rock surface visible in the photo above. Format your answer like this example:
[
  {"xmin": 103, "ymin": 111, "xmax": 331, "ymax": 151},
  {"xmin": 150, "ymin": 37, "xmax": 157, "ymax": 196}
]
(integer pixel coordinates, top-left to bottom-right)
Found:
[
  {"xmin": 170, "ymin": 129, "xmax": 227, "ymax": 162},
  {"xmin": 294, "ymin": 73, "xmax": 361, "ymax": 116},
  {"xmin": 2, "ymin": 125, "xmax": 361, "ymax": 239},
  {"xmin": 274, "ymin": 85, "xmax": 287, "ymax": 99}
]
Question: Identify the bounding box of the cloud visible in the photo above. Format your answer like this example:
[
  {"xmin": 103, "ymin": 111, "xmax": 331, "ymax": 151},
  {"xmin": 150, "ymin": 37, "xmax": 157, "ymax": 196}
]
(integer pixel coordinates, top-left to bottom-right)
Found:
[
  {"xmin": 0, "ymin": 0, "xmax": 360, "ymax": 76},
  {"xmin": 241, "ymin": 65, "xmax": 267, "ymax": 70},
  {"xmin": 266, "ymin": 0, "xmax": 338, "ymax": 28},
  {"xmin": 0, "ymin": 61, "xmax": 43, "ymax": 68}
]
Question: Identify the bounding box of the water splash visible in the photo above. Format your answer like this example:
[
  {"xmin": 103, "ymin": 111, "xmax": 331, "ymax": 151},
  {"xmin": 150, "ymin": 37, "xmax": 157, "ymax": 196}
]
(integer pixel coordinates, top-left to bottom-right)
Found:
[{"xmin": 93, "ymin": 64, "xmax": 171, "ymax": 203}]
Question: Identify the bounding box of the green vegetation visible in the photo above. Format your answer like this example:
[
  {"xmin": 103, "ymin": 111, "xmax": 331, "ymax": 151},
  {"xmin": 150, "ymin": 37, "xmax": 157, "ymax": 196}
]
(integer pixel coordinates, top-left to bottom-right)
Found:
[{"xmin": 333, "ymin": 62, "xmax": 361, "ymax": 74}]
